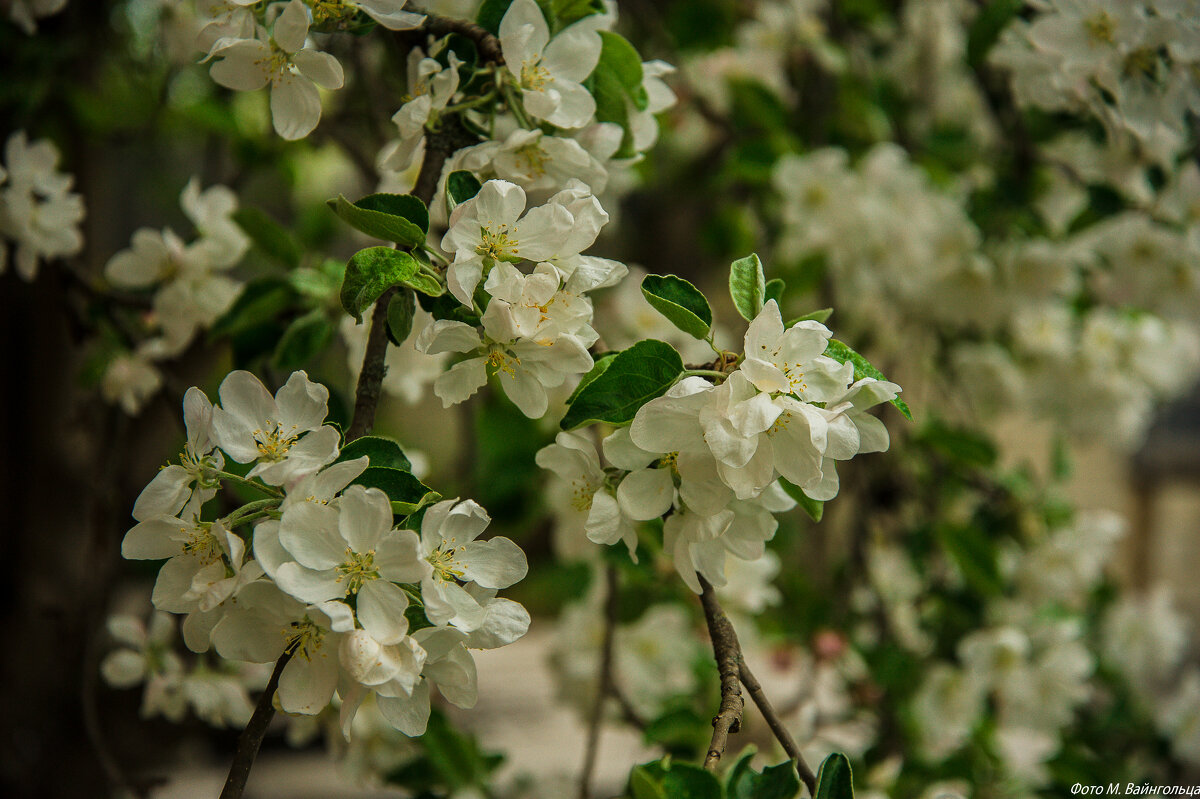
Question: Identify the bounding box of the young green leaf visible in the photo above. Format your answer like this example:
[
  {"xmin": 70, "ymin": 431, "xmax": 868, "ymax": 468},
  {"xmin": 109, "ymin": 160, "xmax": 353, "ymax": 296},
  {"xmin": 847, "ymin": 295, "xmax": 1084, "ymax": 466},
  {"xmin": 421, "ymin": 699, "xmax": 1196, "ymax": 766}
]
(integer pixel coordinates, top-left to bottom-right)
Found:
[
  {"xmin": 336, "ymin": 435, "xmax": 412, "ymax": 473},
  {"xmin": 352, "ymin": 466, "xmax": 440, "ymax": 514},
  {"xmin": 597, "ymin": 31, "xmax": 644, "ymax": 91},
  {"xmin": 660, "ymin": 763, "xmax": 723, "ymax": 799},
  {"xmin": 387, "ymin": 288, "xmax": 416, "ymax": 345},
  {"xmin": 787, "ymin": 308, "xmax": 832, "ymax": 326},
  {"xmin": 560, "ymin": 340, "xmax": 684, "ymax": 430},
  {"xmin": 814, "ymin": 753, "xmax": 853, "ymax": 799},
  {"xmin": 566, "ymin": 351, "xmax": 618, "ymax": 405},
  {"xmin": 780, "ymin": 478, "xmax": 824, "ymax": 522},
  {"xmin": 730, "ymin": 253, "xmax": 766, "ymax": 321},
  {"xmin": 446, "ymin": 170, "xmax": 483, "ymax": 213},
  {"xmin": 340, "ymin": 247, "xmax": 421, "ymax": 322},
  {"xmin": 641, "ymin": 274, "xmax": 713, "ymax": 340},
  {"xmin": 232, "ymin": 206, "xmax": 302, "ymax": 268},
  {"xmin": 822, "ymin": 339, "xmax": 913, "ymax": 420},
  {"xmin": 328, "ymin": 193, "xmax": 428, "ymax": 247},
  {"xmin": 272, "ymin": 309, "xmax": 333, "ymax": 371},
  {"xmin": 629, "ymin": 765, "xmax": 669, "ymax": 799},
  {"xmin": 764, "ymin": 277, "xmax": 786, "ymax": 306}
]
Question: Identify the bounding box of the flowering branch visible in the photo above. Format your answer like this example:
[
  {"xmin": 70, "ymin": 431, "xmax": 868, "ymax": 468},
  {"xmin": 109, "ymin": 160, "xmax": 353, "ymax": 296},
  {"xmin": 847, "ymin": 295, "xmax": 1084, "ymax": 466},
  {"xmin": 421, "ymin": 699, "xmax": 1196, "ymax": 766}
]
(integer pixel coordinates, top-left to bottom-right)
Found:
[
  {"xmin": 579, "ymin": 564, "xmax": 619, "ymax": 799},
  {"xmin": 738, "ymin": 656, "xmax": 817, "ymax": 795},
  {"xmin": 219, "ymin": 648, "xmax": 294, "ymax": 799},
  {"xmin": 698, "ymin": 576, "xmax": 744, "ymax": 770}
]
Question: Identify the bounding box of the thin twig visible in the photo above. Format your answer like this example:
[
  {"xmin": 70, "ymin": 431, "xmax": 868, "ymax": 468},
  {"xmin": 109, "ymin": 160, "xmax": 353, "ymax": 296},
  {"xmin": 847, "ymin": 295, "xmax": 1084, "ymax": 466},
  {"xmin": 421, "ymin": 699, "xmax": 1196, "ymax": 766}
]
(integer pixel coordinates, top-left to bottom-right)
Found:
[
  {"xmin": 738, "ymin": 656, "xmax": 817, "ymax": 796},
  {"xmin": 423, "ymin": 14, "xmax": 505, "ymax": 64},
  {"xmin": 697, "ymin": 576, "xmax": 743, "ymax": 770},
  {"xmin": 579, "ymin": 564, "xmax": 619, "ymax": 799},
  {"xmin": 611, "ymin": 683, "xmax": 648, "ymax": 731},
  {"xmin": 219, "ymin": 648, "xmax": 294, "ymax": 799}
]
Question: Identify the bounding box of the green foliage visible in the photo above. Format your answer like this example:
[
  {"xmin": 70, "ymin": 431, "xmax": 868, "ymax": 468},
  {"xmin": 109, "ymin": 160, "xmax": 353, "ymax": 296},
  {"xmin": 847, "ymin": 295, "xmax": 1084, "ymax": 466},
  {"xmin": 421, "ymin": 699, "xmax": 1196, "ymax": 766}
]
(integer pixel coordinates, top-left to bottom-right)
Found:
[
  {"xmin": 779, "ymin": 479, "xmax": 824, "ymax": 522},
  {"xmin": 385, "ymin": 709, "xmax": 504, "ymax": 795},
  {"xmin": 560, "ymin": 340, "xmax": 684, "ymax": 430},
  {"xmin": 352, "ymin": 467, "xmax": 440, "ymax": 514},
  {"xmin": 935, "ymin": 522, "xmax": 1003, "ymax": 596},
  {"xmin": 209, "ymin": 278, "xmax": 299, "ymax": 367},
  {"xmin": 641, "ymin": 274, "xmax": 714, "ymax": 340},
  {"xmin": 336, "ymin": 435, "xmax": 413, "ymax": 473},
  {"xmin": 386, "ymin": 288, "xmax": 416, "ymax": 346},
  {"xmin": 586, "ymin": 31, "xmax": 649, "ymax": 159},
  {"xmin": 764, "ymin": 278, "xmax": 786, "ymax": 306},
  {"xmin": 566, "ymin": 351, "xmax": 618, "ymax": 404},
  {"xmin": 787, "ymin": 308, "xmax": 832, "ymax": 326},
  {"xmin": 729, "ymin": 253, "xmax": 766, "ymax": 321},
  {"xmin": 814, "ymin": 753, "xmax": 854, "ymax": 799},
  {"xmin": 232, "ymin": 206, "xmax": 301, "ymax": 268},
  {"xmin": 472, "ymin": 390, "xmax": 549, "ymax": 521},
  {"xmin": 328, "ymin": 193, "xmax": 428, "ymax": 247},
  {"xmin": 629, "ymin": 759, "xmax": 722, "ymax": 799},
  {"xmin": 340, "ymin": 247, "xmax": 421, "ymax": 322},
  {"xmin": 272, "ymin": 309, "xmax": 333, "ymax": 371},
  {"xmin": 915, "ymin": 417, "xmax": 997, "ymax": 468},
  {"xmin": 445, "ymin": 170, "xmax": 482, "ymax": 214},
  {"xmin": 822, "ymin": 339, "xmax": 913, "ymax": 420},
  {"xmin": 726, "ymin": 749, "xmax": 802, "ymax": 799}
]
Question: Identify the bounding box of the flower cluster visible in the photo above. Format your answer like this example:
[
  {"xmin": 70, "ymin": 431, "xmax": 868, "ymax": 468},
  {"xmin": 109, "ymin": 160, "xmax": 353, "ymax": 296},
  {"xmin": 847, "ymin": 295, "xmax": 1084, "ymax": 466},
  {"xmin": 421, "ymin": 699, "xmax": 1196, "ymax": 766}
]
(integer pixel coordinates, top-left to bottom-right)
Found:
[
  {"xmin": 539, "ymin": 298, "xmax": 900, "ymax": 591},
  {"xmin": 416, "ymin": 178, "xmax": 623, "ymax": 418},
  {"xmin": 118, "ymin": 369, "xmax": 530, "ymax": 736},
  {"xmin": 0, "ymin": 130, "xmax": 85, "ymax": 281}
]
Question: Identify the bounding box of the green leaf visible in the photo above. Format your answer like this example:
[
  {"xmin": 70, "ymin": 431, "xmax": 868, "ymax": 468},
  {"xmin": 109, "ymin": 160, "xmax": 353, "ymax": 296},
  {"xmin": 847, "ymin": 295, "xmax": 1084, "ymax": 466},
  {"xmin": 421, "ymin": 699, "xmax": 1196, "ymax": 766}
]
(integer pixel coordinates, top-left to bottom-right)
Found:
[
  {"xmin": 936, "ymin": 522, "xmax": 1002, "ymax": 596},
  {"xmin": 661, "ymin": 763, "xmax": 723, "ymax": 799},
  {"xmin": 336, "ymin": 435, "xmax": 412, "ymax": 472},
  {"xmin": 764, "ymin": 278, "xmax": 786, "ymax": 306},
  {"xmin": 588, "ymin": 64, "xmax": 636, "ymax": 159},
  {"xmin": 351, "ymin": 466, "xmax": 440, "ymax": 514},
  {"xmin": 560, "ymin": 340, "xmax": 684, "ymax": 430},
  {"xmin": 597, "ymin": 31, "xmax": 644, "ymax": 91},
  {"xmin": 340, "ymin": 247, "xmax": 421, "ymax": 322},
  {"xmin": 787, "ymin": 308, "xmax": 832, "ymax": 326},
  {"xmin": 641, "ymin": 274, "xmax": 713, "ymax": 340},
  {"xmin": 272, "ymin": 310, "xmax": 333, "ymax": 371},
  {"xmin": 729, "ymin": 253, "xmax": 766, "ymax": 321},
  {"xmin": 566, "ymin": 351, "xmax": 618, "ymax": 405},
  {"xmin": 386, "ymin": 288, "xmax": 416, "ymax": 345},
  {"xmin": 814, "ymin": 753, "xmax": 853, "ymax": 799},
  {"xmin": 754, "ymin": 762, "xmax": 803, "ymax": 799},
  {"xmin": 916, "ymin": 418, "xmax": 996, "ymax": 467},
  {"xmin": 780, "ymin": 478, "xmax": 824, "ymax": 522},
  {"xmin": 725, "ymin": 748, "xmax": 759, "ymax": 799},
  {"xmin": 446, "ymin": 170, "xmax": 483, "ymax": 212},
  {"xmin": 822, "ymin": 339, "xmax": 912, "ymax": 421},
  {"xmin": 630, "ymin": 765, "xmax": 669, "ymax": 799},
  {"xmin": 328, "ymin": 193, "xmax": 428, "ymax": 247},
  {"xmin": 232, "ymin": 206, "xmax": 302, "ymax": 268},
  {"xmin": 209, "ymin": 278, "xmax": 295, "ymax": 340},
  {"xmin": 476, "ymin": 0, "xmax": 518, "ymax": 34},
  {"xmin": 549, "ymin": 0, "xmax": 606, "ymax": 28}
]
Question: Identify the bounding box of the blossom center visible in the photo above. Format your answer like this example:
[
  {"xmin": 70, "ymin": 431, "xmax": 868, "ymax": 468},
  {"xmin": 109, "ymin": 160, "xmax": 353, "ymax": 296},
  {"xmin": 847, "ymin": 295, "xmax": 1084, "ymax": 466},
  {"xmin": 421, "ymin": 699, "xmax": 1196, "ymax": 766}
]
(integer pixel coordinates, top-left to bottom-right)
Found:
[
  {"xmin": 486, "ymin": 347, "xmax": 520, "ymax": 376},
  {"xmin": 253, "ymin": 420, "xmax": 300, "ymax": 461},
  {"xmin": 427, "ymin": 542, "xmax": 466, "ymax": 581},
  {"xmin": 570, "ymin": 478, "xmax": 597, "ymax": 512},
  {"xmin": 309, "ymin": 0, "xmax": 358, "ymax": 26},
  {"xmin": 286, "ymin": 617, "xmax": 326, "ymax": 660},
  {"xmin": 476, "ymin": 224, "xmax": 520, "ymax": 261},
  {"xmin": 181, "ymin": 522, "xmax": 222, "ymax": 564},
  {"xmin": 520, "ymin": 59, "xmax": 552, "ymax": 91},
  {"xmin": 335, "ymin": 548, "xmax": 379, "ymax": 594},
  {"xmin": 515, "ymin": 143, "xmax": 548, "ymax": 177}
]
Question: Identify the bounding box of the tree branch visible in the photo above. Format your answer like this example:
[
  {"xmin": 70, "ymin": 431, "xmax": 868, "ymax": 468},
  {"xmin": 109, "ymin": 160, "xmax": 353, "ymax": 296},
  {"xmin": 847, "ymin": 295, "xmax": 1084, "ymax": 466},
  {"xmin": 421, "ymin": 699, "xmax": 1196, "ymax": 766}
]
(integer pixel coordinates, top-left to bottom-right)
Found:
[
  {"xmin": 218, "ymin": 648, "xmax": 294, "ymax": 799},
  {"xmin": 738, "ymin": 656, "xmax": 817, "ymax": 796},
  {"xmin": 579, "ymin": 564, "xmax": 619, "ymax": 799},
  {"xmin": 697, "ymin": 576, "xmax": 743, "ymax": 770},
  {"xmin": 423, "ymin": 15, "xmax": 505, "ymax": 65}
]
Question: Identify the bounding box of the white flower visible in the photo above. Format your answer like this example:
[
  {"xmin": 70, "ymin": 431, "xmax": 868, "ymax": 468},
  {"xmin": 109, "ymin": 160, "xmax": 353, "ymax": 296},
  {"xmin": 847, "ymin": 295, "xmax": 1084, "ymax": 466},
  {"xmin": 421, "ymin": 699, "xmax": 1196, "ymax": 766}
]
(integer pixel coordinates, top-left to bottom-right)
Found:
[
  {"xmin": 133, "ymin": 386, "xmax": 223, "ymax": 522},
  {"xmin": 454, "ymin": 128, "xmax": 610, "ymax": 198},
  {"xmin": 104, "ymin": 177, "xmax": 247, "ymax": 356},
  {"xmin": 911, "ymin": 664, "xmax": 985, "ymax": 760},
  {"xmin": 272, "ymin": 485, "xmax": 427, "ymax": 646},
  {"xmin": 309, "ymin": 0, "xmax": 425, "ymax": 30},
  {"xmin": 417, "ymin": 498, "xmax": 528, "ymax": 633},
  {"xmin": 381, "ymin": 49, "xmax": 462, "ymax": 172},
  {"xmin": 740, "ymin": 300, "xmax": 850, "ymax": 401},
  {"xmin": 101, "ymin": 611, "xmax": 181, "ymax": 690},
  {"xmin": 1102, "ymin": 586, "xmax": 1189, "ymax": 698},
  {"xmin": 210, "ymin": 369, "xmax": 341, "ymax": 486},
  {"xmin": 440, "ymin": 179, "xmax": 574, "ymax": 306},
  {"xmin": 499, "ymin": 0, "xmax": 603, "ymax": 129},
  {"xmin": 207, "ymin": 0, "xmax": 345, "ymax": 140},
  {"xmin": 417, "ymin": 317, "xmax": 594, "ymax": 418},
  {"xmin": 101, "ymin": 351, "xmax": 164, "ymax": 416},
  {"xmin": 0, "ymin": 130, "xmax": 85, "ymax": 280}
]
